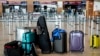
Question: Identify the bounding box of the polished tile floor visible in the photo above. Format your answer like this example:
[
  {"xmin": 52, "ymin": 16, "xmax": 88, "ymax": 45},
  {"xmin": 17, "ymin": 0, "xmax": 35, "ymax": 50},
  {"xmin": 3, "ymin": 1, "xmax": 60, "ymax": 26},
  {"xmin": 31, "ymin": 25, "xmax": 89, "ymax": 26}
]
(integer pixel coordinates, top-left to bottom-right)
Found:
[{"xmin": 0, "ymin": 20, "xmax": 100, "ymax": 56}]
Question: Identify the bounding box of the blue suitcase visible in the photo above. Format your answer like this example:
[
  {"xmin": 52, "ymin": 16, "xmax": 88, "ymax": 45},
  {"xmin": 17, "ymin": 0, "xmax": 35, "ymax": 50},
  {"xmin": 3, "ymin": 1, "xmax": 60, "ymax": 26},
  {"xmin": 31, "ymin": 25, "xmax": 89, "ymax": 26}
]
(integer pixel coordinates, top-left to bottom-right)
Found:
[{"xmin": 69, "ymin": 30, "xmax": 84, "ymax": 52}]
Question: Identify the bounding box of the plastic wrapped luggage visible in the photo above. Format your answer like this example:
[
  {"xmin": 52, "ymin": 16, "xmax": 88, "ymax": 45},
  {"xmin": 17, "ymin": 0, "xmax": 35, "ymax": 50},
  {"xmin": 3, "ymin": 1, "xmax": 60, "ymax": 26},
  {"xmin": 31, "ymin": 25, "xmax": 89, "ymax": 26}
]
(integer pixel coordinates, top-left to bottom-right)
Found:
[
  {"xmin": 4, "ymin": 41, "xmax": 24, "ymax": 56},
  {"xmin": 69, "ymin": 30, "xmax": 84, "ymax": 52},
  {"xmin": 37, "ymin": 16, "xmax": 51, "ymax": 54},
  {"xmin": 21, "ymin": 31, "xmax": 35, "ymax": 55},
  {"xmin": 52, "ymin": 28, "xmax": 67, "ymax": 53}
]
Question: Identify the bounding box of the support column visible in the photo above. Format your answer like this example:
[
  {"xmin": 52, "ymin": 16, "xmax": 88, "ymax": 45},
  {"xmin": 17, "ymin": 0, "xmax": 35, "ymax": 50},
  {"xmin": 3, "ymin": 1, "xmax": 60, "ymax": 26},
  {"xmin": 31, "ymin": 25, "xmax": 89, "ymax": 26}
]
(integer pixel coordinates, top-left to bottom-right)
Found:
[
  {"xmin": 57, "ymin": 0, "xmax": 63, "ymax": 14},
  {"xmin": 0, "ymin": 2, "xmax": 2, "ymax": 16},
  {"xmin": 86, "ymin": 0, "xmax": 94, "ymax": 18},
  {"xmin": 93, "ymin": 0, "xmax": 100, "ymax": 17},
  {"xmin": 26, "ymin": 0, "xmax": 33, "ymax": 13}
]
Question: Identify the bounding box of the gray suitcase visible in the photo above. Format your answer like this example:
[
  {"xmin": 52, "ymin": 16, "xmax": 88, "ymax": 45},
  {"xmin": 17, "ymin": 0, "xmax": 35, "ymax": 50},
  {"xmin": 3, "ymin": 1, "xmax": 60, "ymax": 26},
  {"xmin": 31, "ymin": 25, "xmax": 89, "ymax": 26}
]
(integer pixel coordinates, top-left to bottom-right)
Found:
[
  {"xmin": 52, "ymin": 15, "xmax": 67, "ymax": 53},
  {"xmin": 52, "ymin": 29, "xmax": 67, "ymax": 53}
]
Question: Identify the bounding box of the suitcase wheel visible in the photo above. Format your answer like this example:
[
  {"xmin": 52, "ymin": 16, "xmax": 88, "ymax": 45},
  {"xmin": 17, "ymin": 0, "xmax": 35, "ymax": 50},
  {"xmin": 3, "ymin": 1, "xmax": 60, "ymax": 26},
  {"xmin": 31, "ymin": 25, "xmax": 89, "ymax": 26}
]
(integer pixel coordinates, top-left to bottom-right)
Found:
[{"xmin": 90, "ymin": 46, "xmax": 99, "ymax": 48}]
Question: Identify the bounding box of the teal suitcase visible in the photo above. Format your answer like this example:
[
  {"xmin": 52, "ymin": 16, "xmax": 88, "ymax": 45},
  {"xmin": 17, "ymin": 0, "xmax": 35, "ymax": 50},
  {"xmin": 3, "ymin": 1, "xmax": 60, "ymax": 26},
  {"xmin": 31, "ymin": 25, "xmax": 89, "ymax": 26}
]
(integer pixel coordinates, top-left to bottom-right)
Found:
[{"xmin": 22, "ymin": 31, "xmax": 35, "ymax": 55}]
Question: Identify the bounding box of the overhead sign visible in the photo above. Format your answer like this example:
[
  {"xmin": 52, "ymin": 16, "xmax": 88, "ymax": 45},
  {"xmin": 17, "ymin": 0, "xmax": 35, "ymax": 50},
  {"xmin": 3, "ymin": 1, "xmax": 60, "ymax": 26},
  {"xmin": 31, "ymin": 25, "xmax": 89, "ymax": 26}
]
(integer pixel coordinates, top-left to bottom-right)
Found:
[
  {"xmin": 69, "ymin": 1, "xmax": 81, "ymax": 5},
  {"xmin": 33, "ymin": 1, "xmax": 40, "ymax": 5},
  {"xmin": 63, "ymin": 1, "xmax": 69, "ymax": 4},
  {"xmin": 21, "ymin": 1, "xmax": 27, "ymax": 5},
  {"xmin": 58, "ymin": 1, "xmax": 63, "ymax": 8},
  {"xmin": 9, "ymin": 1, "xmax": 20, "ymax": 5},
  {"xmin": 51, "ymin": 1, "xmax": 57, "ymax": 5},
  {"xmin": 0, "ymin": 0, "xmax": 7, "ymax": 3}
]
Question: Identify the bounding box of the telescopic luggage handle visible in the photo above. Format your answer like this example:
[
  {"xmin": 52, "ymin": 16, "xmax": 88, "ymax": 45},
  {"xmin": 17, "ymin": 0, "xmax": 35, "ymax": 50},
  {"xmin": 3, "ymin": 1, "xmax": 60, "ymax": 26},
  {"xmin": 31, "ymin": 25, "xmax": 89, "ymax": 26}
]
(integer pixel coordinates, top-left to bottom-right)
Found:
[
  {"xmin": 91, "ymin": 16, "xmax": 99, "ymax": 35},
  {"xmin": 96, "ymin": 16, "xmax": 99, "ymax": 35},
  {"xmin": 55, "ymin": 14, "xmax": 62, "ymax": 29}
]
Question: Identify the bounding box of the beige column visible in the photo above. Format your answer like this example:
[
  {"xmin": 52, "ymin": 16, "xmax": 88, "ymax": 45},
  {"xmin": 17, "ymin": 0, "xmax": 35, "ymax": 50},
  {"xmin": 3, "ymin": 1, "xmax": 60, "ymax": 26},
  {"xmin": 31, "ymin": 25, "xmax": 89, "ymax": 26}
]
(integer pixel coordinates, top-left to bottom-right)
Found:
[
  {"xmin": 26, "ymin": 0, "xmax": 33, "ymax": 13},
  {"xmin": 86, "ymin": 0, "xmax": 94, "ymax": 19},
  {"xmin": 57, "ymin": 0, "xmax": 63, "ymax": 14},
  {"xmin": 0, "ymin": 2, "xmax": 2, "ymax": 16}
]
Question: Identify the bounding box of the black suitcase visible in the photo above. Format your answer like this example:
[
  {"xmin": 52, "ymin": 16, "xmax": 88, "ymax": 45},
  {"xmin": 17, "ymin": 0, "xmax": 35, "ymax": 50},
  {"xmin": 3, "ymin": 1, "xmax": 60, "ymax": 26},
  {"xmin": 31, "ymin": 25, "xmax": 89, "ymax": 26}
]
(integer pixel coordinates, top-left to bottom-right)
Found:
[
  {"xmin": 4, "ymin": 41, "xmax": 24, "ymax": 56},
  {"xmin": 52, "ymin": 28, "xmax": 67, "ymax": 53},
  {"xmin": 37, "ymin": 16, "xmax": 51, "ymax": 54}
]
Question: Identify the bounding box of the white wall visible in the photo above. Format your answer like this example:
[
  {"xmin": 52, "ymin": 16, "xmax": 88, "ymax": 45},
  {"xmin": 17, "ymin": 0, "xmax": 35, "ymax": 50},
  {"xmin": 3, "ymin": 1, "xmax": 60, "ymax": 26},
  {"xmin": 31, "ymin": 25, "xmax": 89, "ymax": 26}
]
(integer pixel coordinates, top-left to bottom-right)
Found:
[{"xmin": 94, "ymin": 0, "xmax": 100, "ymax": 11}]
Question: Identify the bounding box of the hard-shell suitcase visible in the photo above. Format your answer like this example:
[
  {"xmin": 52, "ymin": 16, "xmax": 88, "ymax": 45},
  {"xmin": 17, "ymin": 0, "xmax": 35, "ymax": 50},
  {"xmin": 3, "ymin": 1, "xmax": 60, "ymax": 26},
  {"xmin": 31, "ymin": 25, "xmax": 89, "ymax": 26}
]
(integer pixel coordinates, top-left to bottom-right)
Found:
[
  {"xmin": 90, "ymin": 17, "xmax": 100, "ymax": 48},
  {"xmin": 52, "ymin": 28, "xmax": 67, "ymax": 53},
  {"xmin": 22, "ymin": 31, "xmax": 35, "ymax": 55},
  {"xmin": 90, "ymin": 35, "xmax": 100, "ymax": 48},
  {"xmin": 16, "ymin": 27, "xmax": 37, "ymax": 43},
  {"xmin": 4, "ymin": 41, "xmax": 24, "ymax": 56},
  {"xmin": 23, "ymin": 27, "xmax": 39, "ymax": 45},
  {"xmin": 37, "ymin": 16, "xmax": 51, "ymax": 54},
  {"xmin": 69, "ymin": 30, "xmax": 84, "ymax": 52}
]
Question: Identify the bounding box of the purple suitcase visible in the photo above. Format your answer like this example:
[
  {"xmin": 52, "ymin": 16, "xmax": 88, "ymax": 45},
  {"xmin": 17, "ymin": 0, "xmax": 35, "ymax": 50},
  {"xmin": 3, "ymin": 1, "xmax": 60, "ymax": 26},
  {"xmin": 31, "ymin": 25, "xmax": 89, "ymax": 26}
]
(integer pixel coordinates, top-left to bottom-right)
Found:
[{"xmin": 69, "ymin": 30, "xmax": 84, "ymax": 52}]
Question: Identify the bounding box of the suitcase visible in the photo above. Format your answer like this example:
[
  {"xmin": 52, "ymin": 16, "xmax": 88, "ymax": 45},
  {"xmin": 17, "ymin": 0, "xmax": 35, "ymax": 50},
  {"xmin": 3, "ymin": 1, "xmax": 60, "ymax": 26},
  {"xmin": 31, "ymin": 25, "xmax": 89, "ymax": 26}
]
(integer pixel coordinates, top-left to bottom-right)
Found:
[
  {"xmin": 52, "ymin": 28, "xmax": 67, "ymax": 53},
  {"xmin": 4, "ymin": 41, "xmax": 24, "ymax": 56},
  {"xmin": 69, "ymin": 30, "xmax": 84, "ymax": 52},
  {"xmin": 37, "ymin": 16, "xmax": 51, "ymax": 54},
  {"xmin": 23, "ymin": 27, "xmax": 39, "ymax": 45},
  {"xmin": 22, "ymin": 31, "xmax": 35, "ymax": 55},
  {"xmin": 90, "ymin": 35, "xmax": 100, "ymax": 48},
  {"xmin": 16, "ymin": 27, "xmax": 37, "ymax": 43},
  {"xmin": 90, "ymin": 17, "xmax": 100, "ymax": 48}
]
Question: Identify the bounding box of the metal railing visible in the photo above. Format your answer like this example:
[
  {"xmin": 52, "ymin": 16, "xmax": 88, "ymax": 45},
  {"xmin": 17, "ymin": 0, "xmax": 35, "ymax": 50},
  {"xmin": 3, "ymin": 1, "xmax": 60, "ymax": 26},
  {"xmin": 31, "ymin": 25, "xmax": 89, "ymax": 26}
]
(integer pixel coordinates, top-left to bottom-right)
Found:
[{"xmin": 0, "ymin": 12, "xmax": 88, "ymax": 42}]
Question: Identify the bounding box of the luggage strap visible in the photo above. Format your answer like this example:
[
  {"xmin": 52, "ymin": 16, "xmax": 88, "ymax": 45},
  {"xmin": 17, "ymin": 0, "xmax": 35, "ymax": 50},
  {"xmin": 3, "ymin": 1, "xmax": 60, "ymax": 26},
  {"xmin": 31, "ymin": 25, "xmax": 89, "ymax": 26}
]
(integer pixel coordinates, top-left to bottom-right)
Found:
[
  {"xmin": 22, "ymin": 42, "xmax": 33, "ymax": 44},
  {"xmin": 51, "ymin": 28, "xmax": 66, "ymax": 42}
]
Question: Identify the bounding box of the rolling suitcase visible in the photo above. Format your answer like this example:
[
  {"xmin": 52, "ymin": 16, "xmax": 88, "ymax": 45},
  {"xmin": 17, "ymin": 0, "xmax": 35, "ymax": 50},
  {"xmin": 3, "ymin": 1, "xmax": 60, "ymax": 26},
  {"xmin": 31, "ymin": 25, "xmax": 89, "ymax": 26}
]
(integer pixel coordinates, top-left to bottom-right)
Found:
[
  {"xmin": 90, "ymin": 35, "xmax": 100, "ymax": 48},
  {"xmin": 22, "ymin": 31, "xmax": 37, "ymax": 56},
  {"xmin": 52, "ymin": 15, "xmax": 67, "ymax": 53},
  {"xmin": 90, "ymin": 17, "xmax": 100, "ymax": 48},
  {"xmin": 4, "ymin": 41, "xmax": 24, "ymax": 56},
  {"xmin": 16, "ymin": 27, "xmax": 37, "ymax": 43},
  {"xmin": 37, "ymin": 16, "xmax": 51, "ymax": 54},
  {"xmin": 23, "ymin": 27, "xmax": 39, "ymax": 45},
  {"xmin": 52, "ymin": 28, "xmax": 67, "ymax": 53},
  {"xmin": 69, "ymin": 15, "xmax": 84, "ymax": 52},
  {"xmin": 69, "ymin": 30, "xmax": 84, "ymax": 52}
]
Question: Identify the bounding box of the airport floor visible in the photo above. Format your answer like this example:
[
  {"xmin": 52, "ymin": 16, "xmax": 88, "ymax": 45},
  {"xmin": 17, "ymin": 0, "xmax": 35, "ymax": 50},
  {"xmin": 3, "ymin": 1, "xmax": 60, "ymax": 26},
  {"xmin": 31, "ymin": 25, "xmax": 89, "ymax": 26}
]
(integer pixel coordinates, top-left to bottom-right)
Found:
[{"xmin": 0, "ymin": 18, "xmax": 100, "ymax": 56}]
